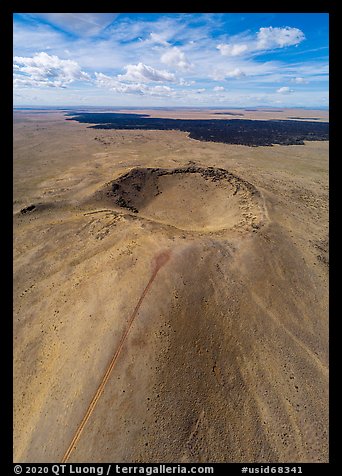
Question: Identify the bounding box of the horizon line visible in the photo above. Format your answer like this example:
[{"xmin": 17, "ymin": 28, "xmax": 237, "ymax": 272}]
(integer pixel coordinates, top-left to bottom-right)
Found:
[{"xmin": 13, "ymin": 105, "xmax": 329, "ymax": 110}]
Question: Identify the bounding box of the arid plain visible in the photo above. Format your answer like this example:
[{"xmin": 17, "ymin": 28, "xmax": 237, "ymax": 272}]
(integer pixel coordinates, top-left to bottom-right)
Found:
[{"xmin": 13, "ymin": 109, "xmax": 328, "ymax": 463}]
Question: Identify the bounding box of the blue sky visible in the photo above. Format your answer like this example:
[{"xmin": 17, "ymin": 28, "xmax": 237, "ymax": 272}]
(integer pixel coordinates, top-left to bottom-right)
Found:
[{"xmin": 13, "ymin": 13, "xmax": 329, "ymax": 108}]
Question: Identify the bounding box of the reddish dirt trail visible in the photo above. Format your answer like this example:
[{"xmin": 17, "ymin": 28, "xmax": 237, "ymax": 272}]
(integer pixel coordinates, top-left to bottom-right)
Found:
[{"xmin": 61, "ymin": 249, "xmax": 171, "ymax": 463}]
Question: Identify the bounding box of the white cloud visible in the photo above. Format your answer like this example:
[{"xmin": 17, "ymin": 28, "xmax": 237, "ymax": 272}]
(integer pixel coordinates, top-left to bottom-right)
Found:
[
  {"xmin": 33, "ymin": 13, "xmax": 118, "ymax": 37},
  {"xmin": 257, "ymin": 27, "xmax": 305, "ymax": 50},
  {"xmin": 161, "ymin": 47, "xmax": 191, "ymax": 71},
  {"xmin": 276, "ymin": 86, "xmax": 294, "ymax": 94},
  {"xmin": 216, "ymin": 27, "xmax": 305, "ymax": 60},
  {"xmin": 14, "ymin": 21, "xmax": 68, "ymax": 54},
  {"xmin": 292, "ymin": 76, "xmax": 309, "ymax": 84},
  {"xmin": 94, "ymin": 72, "xmax": 122, "ymax": 88},
  {"xmin": 118, "ymin": 62, "xmax": 176, "ymax": 83},
  {"xmin": 148, "ymin": 85, "xmax": 173, "ymax": 96},
  {"xmin": 94, "ymin": 73, "xmax": 142, "ymax": 94},
  {"xmin": 148, "ymin": 32, "xmax": 170, "ymax": 46},
  {"xmin": 13, "ymin": 77, "xmax": 54, "ymax": 88},
  {"xmin": 95, "ymin": 72, "xmax": 174, "ymax": 97},
  {"xmin": 179, "ymin": 78, "xmax": 195, "ymax": 86},
  {"xmin": 217, "ymin": 43, "xmax": 248, "ymax": 56},
  {"xmin": 212, "ymin": 67, "xmax": 247, "ymax": 81},
  {"xmin": 225, "ymin": 68, "xmax": 246, "ymax": 79},
  {"xmin": 13, "ymin": 14, "xmax": 327, "ymax": 108},
  {"xmin": 13, "ymin": 52, "xmax": 90, "ymax": 88}
]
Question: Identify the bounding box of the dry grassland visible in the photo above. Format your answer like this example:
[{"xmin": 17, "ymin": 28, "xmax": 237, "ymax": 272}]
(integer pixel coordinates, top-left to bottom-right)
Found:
[{"xmin": 13, "ymin": 110, "xmax": 328, "ymax": 463}]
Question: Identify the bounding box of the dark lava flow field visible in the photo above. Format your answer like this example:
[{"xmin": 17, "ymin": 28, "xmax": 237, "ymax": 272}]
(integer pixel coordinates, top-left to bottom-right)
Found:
[{"xmin": 66, "ymin": 112, "xmax": 329, "ymax": 147}]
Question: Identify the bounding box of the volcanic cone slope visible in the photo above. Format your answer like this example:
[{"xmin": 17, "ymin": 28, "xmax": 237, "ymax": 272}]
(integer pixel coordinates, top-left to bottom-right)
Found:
[{"xmin": 13, "ymin": 137, "xmax": 328, "ymax": 463}]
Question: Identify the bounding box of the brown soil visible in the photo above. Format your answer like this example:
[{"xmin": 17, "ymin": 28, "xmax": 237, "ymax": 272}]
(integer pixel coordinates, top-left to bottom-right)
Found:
[{"xmin": 13, "ymin": 110, "xmax": 328, "ymax": 463}]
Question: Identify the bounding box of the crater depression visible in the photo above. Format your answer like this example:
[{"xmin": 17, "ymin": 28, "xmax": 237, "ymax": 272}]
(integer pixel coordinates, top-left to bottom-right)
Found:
[{"xmin": 94, "ymin": 166, "xmax": 265, "ymax": 233}]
